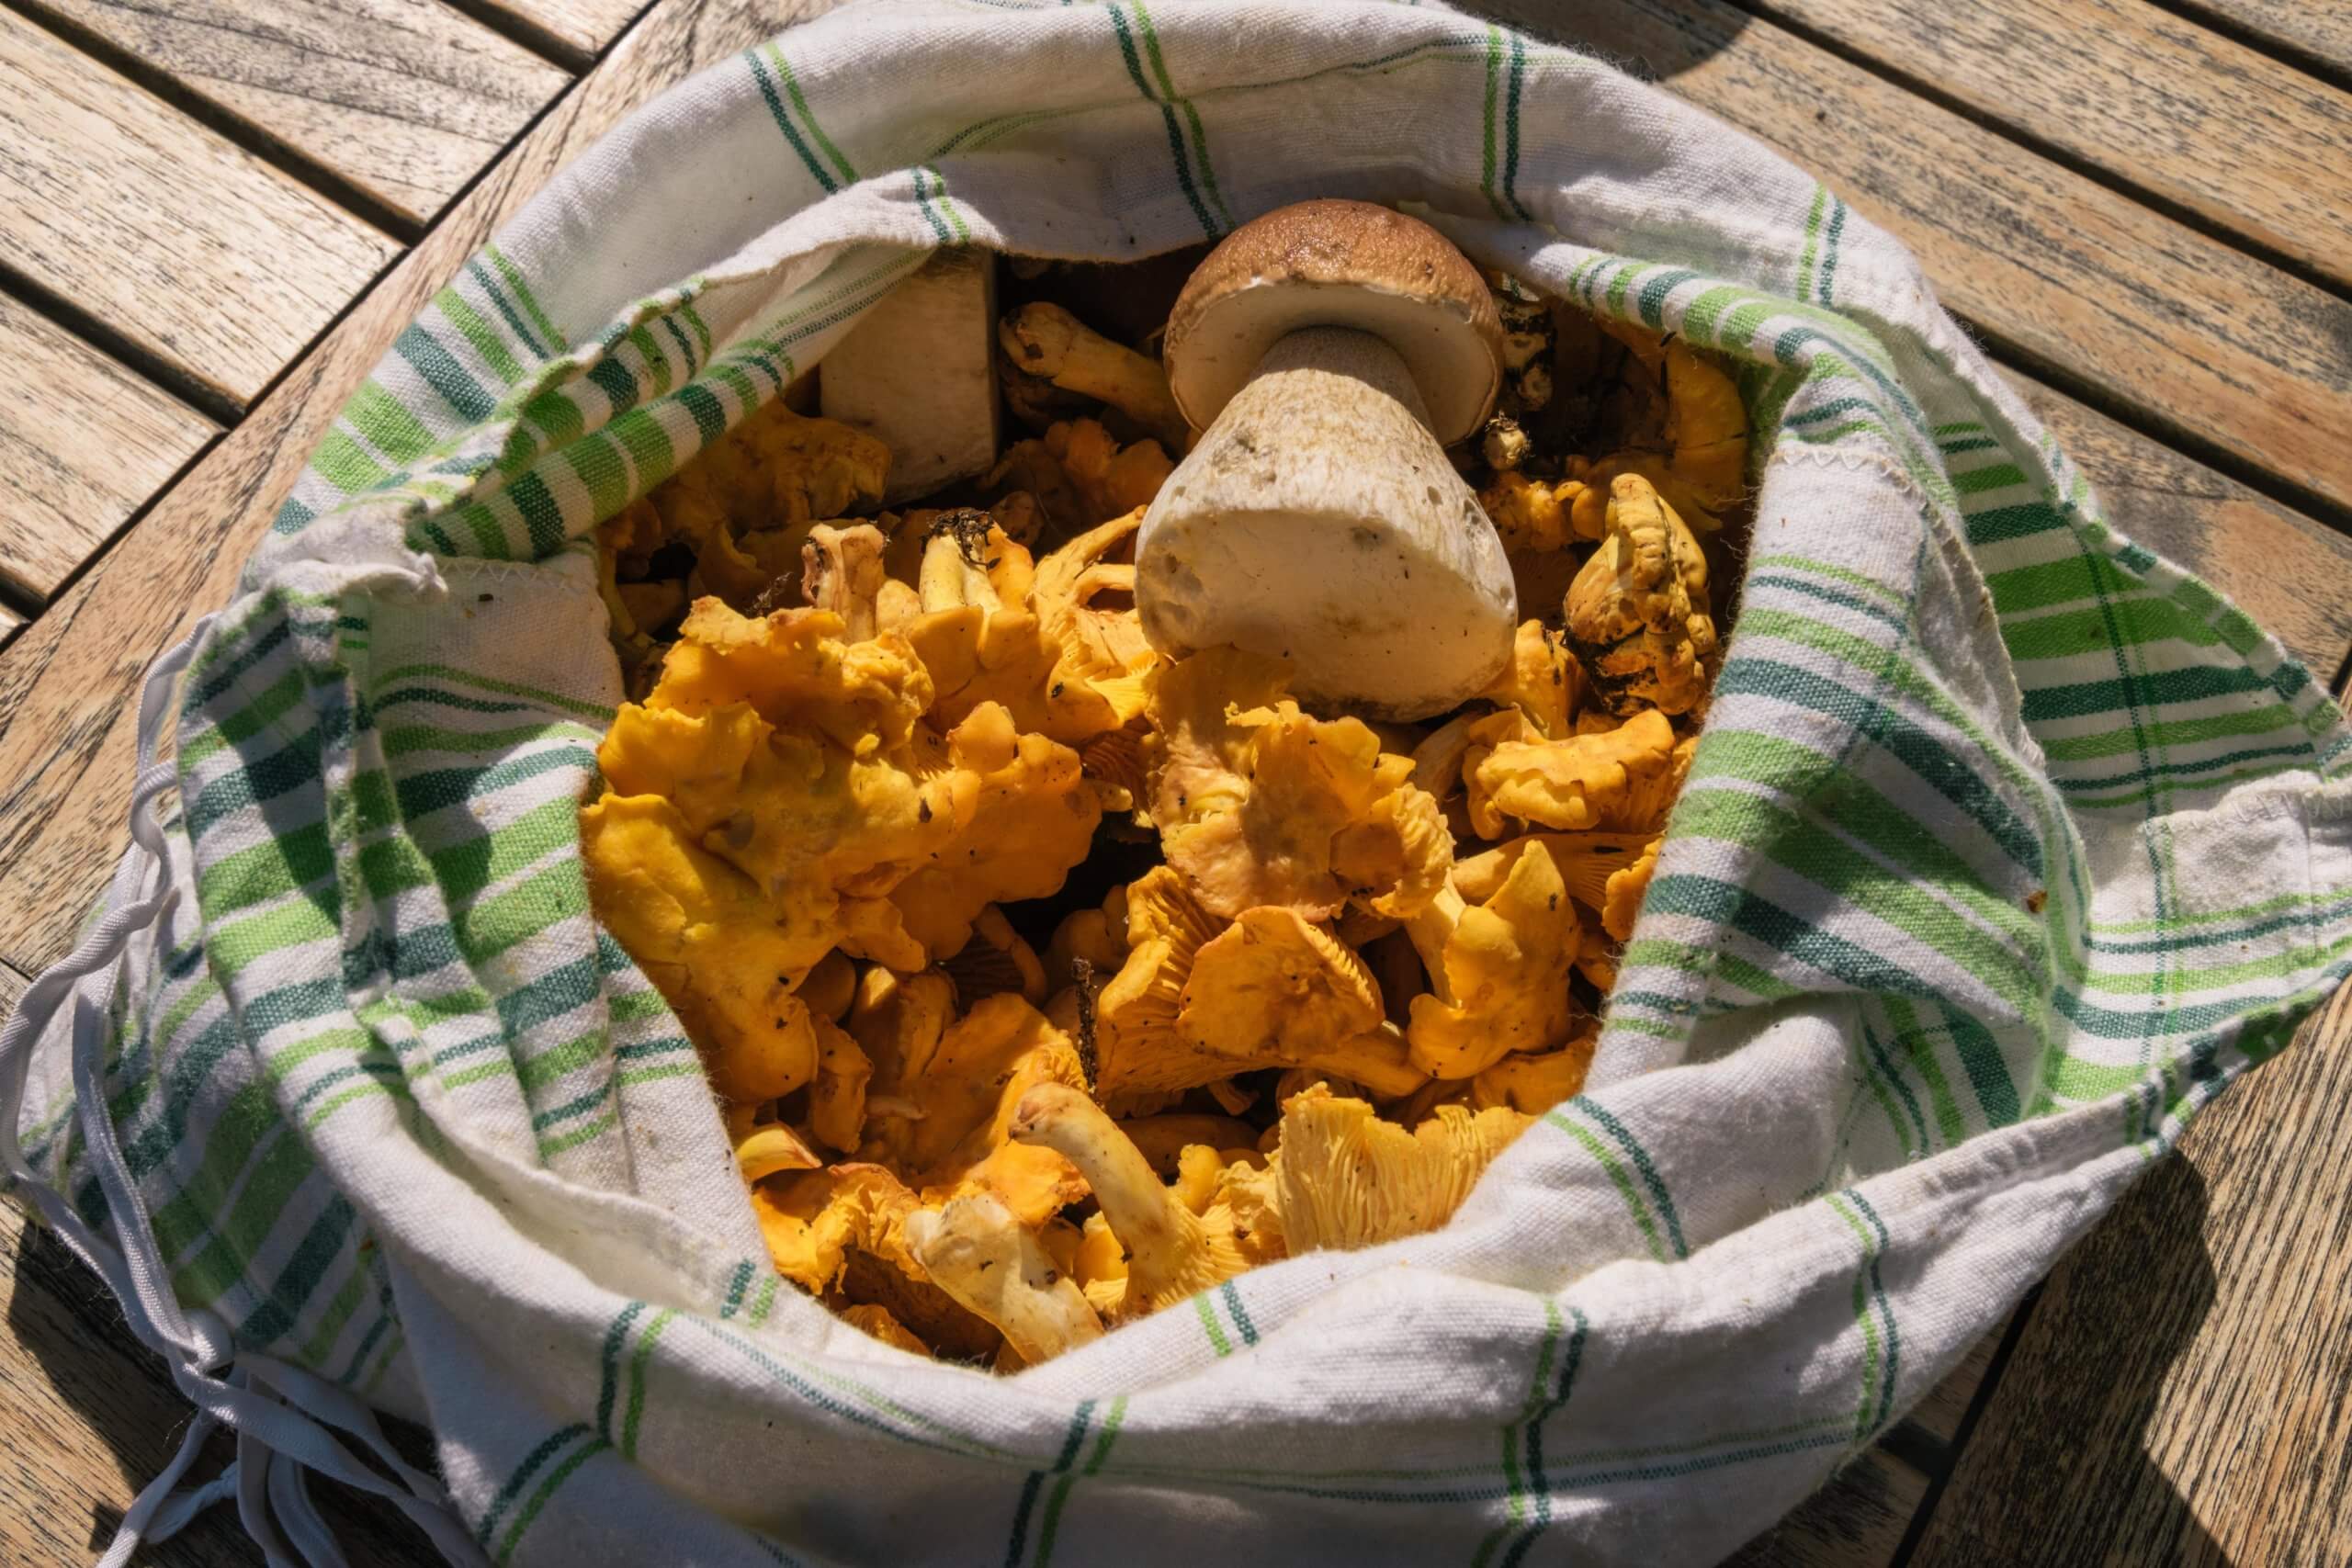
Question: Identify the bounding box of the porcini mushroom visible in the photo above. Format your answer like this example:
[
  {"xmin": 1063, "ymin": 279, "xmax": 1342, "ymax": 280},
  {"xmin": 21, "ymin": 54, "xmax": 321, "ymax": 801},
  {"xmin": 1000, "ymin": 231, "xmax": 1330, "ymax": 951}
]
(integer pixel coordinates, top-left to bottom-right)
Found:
[{"xmin": 1135, "ymin": 199, "xmax": 1518, "ymax": 719}]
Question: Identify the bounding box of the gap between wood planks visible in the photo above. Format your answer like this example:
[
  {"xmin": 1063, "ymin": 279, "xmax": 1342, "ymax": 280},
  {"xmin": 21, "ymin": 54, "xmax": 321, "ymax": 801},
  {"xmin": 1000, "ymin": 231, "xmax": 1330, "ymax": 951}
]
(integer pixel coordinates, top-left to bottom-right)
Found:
[
  {"xmin": 1723, "ymin": 0, "xmax": 2352, "ymax": 306},
  {"xmin": 0, "ymin": 0, "xmax": 668, "ymax": 651},
  {"xmin": 2142, "ymin": 0, "xmax": 2352, "ymax": 96},
  {"xmin": 3, "ymin": 0, "xmax": 424, "ymax": 243},
  {"xmin": 1627, "ymin": 0, "xmax": 2352, "ymax": 542}
]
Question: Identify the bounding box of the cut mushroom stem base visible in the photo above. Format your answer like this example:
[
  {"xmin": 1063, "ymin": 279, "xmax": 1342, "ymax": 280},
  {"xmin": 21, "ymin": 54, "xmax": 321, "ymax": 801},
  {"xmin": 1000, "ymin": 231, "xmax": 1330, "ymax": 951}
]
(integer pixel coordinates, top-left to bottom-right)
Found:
[{"xmin": 1136, "ymin": 327, "xmax": 1517, "ymax": 720}]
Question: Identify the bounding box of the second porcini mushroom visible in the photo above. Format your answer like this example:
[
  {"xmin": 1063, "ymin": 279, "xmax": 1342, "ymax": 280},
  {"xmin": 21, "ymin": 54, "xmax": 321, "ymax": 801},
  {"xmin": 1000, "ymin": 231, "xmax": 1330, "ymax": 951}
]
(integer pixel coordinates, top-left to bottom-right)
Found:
[{"xmin": 1135, "ymin": 199, "xmax": 1518, "ymax": 721}]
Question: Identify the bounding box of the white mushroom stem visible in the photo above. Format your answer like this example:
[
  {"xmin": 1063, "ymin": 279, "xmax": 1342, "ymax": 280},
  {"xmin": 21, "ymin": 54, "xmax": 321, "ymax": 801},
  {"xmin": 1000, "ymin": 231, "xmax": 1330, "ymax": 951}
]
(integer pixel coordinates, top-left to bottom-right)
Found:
[
  {"xmin": 905, "ymin": 1195, "xmax": 1103, "ymax": 1364},
  {"xmin": 999, "ymin": 303, "xmax": 1187, "ymax": 450},
  {"xmin": 1011, "ymin": 1084, "xmax": 1214, "ymax": 1307},
  {"xmin": 821, "ymin": 248, "xmax": 1001, "ymax": 504},
  {"xmin": 1136, "ymin": 328, "xmax": 1516, "ymax": 720},
  {"xmin": 801, "ymin": 524, "xmax": 887, "ymax": 639}
]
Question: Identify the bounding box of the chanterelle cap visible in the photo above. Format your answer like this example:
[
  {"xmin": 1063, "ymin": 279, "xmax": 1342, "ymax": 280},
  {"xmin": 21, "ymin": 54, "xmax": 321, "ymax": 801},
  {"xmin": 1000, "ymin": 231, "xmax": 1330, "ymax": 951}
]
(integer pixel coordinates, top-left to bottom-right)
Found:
[{"xmin": 1162, "ymin": 199, "xmax": 1504, "ymax": 445}]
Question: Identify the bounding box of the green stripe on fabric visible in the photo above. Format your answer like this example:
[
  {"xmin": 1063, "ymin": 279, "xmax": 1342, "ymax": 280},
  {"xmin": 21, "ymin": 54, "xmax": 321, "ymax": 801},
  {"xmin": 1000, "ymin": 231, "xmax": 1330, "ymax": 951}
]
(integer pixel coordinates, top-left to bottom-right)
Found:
[
  {"xmin": 1030, "ymin": 1393, "xmax": 1127, "ymax": 1568},
  {"xmin": 179, "ymin": 664, "xmax": 307, "ymax": 769},
  {"xmin": 238, "ymin": 1193, "xmax": 360, "ymax": 1347},
  {"xmin": 292, "ymin": 1246, "xmax": 372, "ymax": 1371},
  {"xmin": 369, "ymin": 664, "xmax": 614, "ymax": 721},
  {"xmin": 2019, "ymin": 663, "xmax": 2271, "ymax": 724},
  {"xmin": 1108, "ymin": 3, "xmax": 1219, "ymax": 238},
  {"xmin": 1540, "ymin": 1109, "xmax": 1668, "ymax": 1262},
  {"xmin": 609, "ymin": 406, "xmax": 678, "ymax": 491},
  {"xmin": 435, "ymin": 288, "xmax": 526, "ymax": 384},
  {"xmin": 171, "ymin": 1117, "xmax": 322, "ymax": 1305},
  {"xmin": 1686, "ymin": 728, "xmax": 2041, "ymax": 950},
  {"xmin": 1499, "ymin": 31, "xmax": 1533, "ymax": 222},
  {"xmin": 311, "ymin": 431, "xmax": 390, "ymax": 495},
  {"xmin": 1815, "ymin": 197, "xmax": 1848, "ymax": 303},
  {"xmin": 466, "ymin": 258, "xmax": 545, "ymax": 358},
  {"xmin": 562, "ymin": 433, "xmax": 630, "ymax": 522},
  {"xmin": 1822, "ymin": 1193, "xmax": 1884, "ymax": 1446},
  {"xmin": 921, "ymin": 164, "xmax": 972, "ymax": 241},
  {"xmin": 1792, "ymin": 186, "xmax": 1827, "ymax": 303},
  {"xmin": 1845, "ymin": 1191, "xmax": 1900, "ymax": 1430},
  {"xmin": 595, "ymin": 1301, "xmax": 648, "ymax": 1440},
  {"xmin": 1617, "ymin": 938, "xmax": 1800, "ymax": 1001},
  {"xmin": 1724, "ymin": 613, "xmax": 2049, "ymax": 874},
  {"xmin": 2002, "ymin": 594, "xmax": 2224, "ymax": 661},
  {"xmin": 198, "ymin": 822, "xmax": 332, "ymax": 917},
  {"xmin": 770, "ymin": 45, "xmax": 857, "ymax": 185},
  {"xmin": 475, "ymin": 1425, "xmax": 591, "ymax": 1550},
  {"xmin": 1132, "ymin": 0, "xmax": 1233, "ymax": 231},
  {"xmin": 620, "ymin": 1308, "xmax": 677, "ymax": 1460},
  {"xmin": 1478, "ymin": 26, "xmax": 1509, "ymax": 221},
  {"xmin": 495, "ymin": 1434, "xmax": 609, "ymax": 1566},
  {"xmin": 381, "ymin": 718, "xmax": 600, "ymax": 759},
  {"xmin": 483, "ymin": 245, "xmax": 561, "ymax": 355},
  {"xmin": 1881, "ymin": 998, "xmax": 1964, "ymax": 1143},
  {"xmin": 1193, "ymin": 1292, "xmax": 1232, "ymax": 1356},
  {"xmin": 1024, "ymin": 1398, "xmax": 1103, "ymax": 1568},
  {"xmin": 1566, "ymin": 1099, "xmax": 1686, "ymax": 1258},
  {"xmin": 209, "ymin": 897, "xmax": 338, "ymax": 982},
  {"xmin": 748, "ymin": 46, "xmax": 839, "ymax": 193},
  {"xmin": 395, "ymin": 323, "xmax": 495, "ymax": 423},
  {"xmin": 344, "ymin": 380, "xmax": 436, "ymax": 466},
  {"xmin": 1668, "ymin": 788, "xmax": 2039, "ymax": 1015}
]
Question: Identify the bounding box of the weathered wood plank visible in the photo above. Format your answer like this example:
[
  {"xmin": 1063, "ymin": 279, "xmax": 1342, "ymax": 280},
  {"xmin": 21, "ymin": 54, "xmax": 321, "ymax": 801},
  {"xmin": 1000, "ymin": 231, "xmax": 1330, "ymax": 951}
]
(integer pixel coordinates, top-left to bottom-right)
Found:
[
  {"xmin": 0, "ymin": 2, "xmax": 838, "ymax": 1562},
  {"xmin": 0, "ymin": 1186, "xmax": 435, "ymax": 1564},
  {"xmin": 0, "ymin": 6, "xmax": 399, "ymax": 409},
  {"xmin": 1724, "ymin": 1450, "xmax": 1928, "ymax": 1567},
  {"xmin": 469, "ymin": 0, "xmax": 646, "ymax": 64},
  {"xmin": 28, "ymin": 0, "xmax": 573, "ymax": 230},
  {"xmin": 0, "ymin": 0, "xmax": 825, "ymax": 983},
  {"xmin": 2008, "ymin": 371, "xmax": 2352, "ymax": 683},
  {"xmin": 2166, "ymin": 0, "xmax": 2352, "ymax": 82},
  {"xmin": 1909, "ymin": 982, "xmax": 2352, "ymax": 1566},
  {"xmin": 1747, "ymin": 0, "xmax": 2352, "ymax": 291},
  {"xmin": 0, "ymin": 293, "xmax": 219, "ymax": 607},
  {"xmin": 1523, "ymin": 0, "xmax": 2352, "ymax": 518}
]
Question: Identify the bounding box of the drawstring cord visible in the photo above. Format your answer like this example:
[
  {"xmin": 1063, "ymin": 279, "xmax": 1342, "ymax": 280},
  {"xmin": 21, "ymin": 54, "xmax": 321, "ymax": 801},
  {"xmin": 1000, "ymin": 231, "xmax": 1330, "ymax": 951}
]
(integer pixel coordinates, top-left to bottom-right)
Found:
[{"xmin": 0, "ymin": 616, "xmax": 486, "ymax": 1567}]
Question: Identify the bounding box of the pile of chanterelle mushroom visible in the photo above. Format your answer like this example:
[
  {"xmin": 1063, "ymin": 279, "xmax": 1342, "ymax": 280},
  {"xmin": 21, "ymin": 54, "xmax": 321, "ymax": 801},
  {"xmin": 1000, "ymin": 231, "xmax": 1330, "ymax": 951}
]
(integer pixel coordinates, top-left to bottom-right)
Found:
[{"xmin": 586, "ymin": 200, "xmax": 1749, "ymax": 1366}]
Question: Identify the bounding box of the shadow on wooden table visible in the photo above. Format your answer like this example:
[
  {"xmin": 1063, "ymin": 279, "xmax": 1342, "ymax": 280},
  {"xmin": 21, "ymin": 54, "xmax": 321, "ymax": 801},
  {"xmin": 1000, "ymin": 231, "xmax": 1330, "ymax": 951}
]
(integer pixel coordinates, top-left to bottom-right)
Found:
[
  {"xmin": 1905, "ymin": 1152, "xmax": 2232, "ymax": 1566},
  {"xmin": 6, "ymin": 1219, "xmax": 436, "ymax": 1565},
  {"xmin": 1462, "ymin": 0, "xmax": 1752, "ymax": 76}
]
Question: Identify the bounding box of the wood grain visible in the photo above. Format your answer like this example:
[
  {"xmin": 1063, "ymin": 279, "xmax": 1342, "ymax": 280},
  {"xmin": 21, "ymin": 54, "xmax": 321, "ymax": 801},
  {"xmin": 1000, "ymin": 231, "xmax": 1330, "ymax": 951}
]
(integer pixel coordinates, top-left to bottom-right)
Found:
[
  {"xmin": 1522, "ymin": 0, "xmax": 2352, "ymax": 519},
  {"xmin": 1745, "ymin": 0, "xmax": 2352, "ymax": 291},
  {"xmin": 2165, "ymin": 0, "xmax": 2352, "ymax": 82},
  {"xmin": 0, "ymin": 6, "xmax": 836, "ymax": 1560},
  {"xmin": 1724, "ymin": 1450, "xmax": 1928, "ymax": 1567},
  {"xmin": 0, "ymin": 294, "xmax": 219, "ymax": 608},
  {"xmin": 0, "ymin": 6, "xmax": 399, "ymax": 409},
  {"xmin": 0, "ymin": 0, "xmax": 827, "ymax": 984},
  {"xmin": 2009, "ymin": 371, "xmax": 2352, "ymax": 683},
  {"xmin": 1910, "ymin": 982, "xmax": 2352, "ymax": 1566},
  {"xmin": 0, "ymin": 1184, "xmax": 433, "ymax": 1563},
  {"xmin": 468, "ymin": 0, "xmax": 647, "ymax": 64},
  {"xmin": 27, "ymin": 0, "xmax": 573, "ymax": 230}
]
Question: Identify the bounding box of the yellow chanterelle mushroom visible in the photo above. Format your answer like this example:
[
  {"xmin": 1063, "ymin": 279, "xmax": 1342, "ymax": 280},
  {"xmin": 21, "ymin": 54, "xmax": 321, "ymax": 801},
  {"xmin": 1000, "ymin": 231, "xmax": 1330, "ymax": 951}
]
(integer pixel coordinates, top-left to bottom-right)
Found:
[{"xmin": 1565, "ymin": 472, "xmax": 1718, "ymax": 718}]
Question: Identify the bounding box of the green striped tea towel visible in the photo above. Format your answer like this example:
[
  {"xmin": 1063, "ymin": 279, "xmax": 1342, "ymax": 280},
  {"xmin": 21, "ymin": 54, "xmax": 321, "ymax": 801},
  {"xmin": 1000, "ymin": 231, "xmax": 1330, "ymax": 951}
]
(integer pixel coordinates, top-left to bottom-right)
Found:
[{"xmin": 7, "ymin": 3, "xmax": 2349, "ymax": 1563}]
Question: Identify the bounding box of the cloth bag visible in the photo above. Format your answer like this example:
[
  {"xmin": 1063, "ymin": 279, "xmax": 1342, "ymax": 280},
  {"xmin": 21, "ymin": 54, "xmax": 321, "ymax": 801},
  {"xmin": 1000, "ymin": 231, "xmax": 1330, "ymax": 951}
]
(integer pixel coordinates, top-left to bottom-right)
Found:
[{"xmin": 8, "ymin": 3, "xmax": 2350, "ymax": 1563}]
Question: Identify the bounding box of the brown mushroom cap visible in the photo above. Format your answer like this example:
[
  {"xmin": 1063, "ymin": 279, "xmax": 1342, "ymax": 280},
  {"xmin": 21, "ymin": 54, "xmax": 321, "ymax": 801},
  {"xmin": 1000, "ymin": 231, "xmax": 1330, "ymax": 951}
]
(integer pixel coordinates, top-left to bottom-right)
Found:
[{"xmin": 1162, "ymin": 199, "xmax": 1505, "ymax": 445}]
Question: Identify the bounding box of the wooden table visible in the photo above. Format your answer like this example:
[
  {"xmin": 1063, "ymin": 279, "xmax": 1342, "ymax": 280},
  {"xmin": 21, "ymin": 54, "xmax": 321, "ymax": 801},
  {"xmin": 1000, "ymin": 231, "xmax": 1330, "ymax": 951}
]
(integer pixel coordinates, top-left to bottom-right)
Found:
[{"xmin": 1, "ymin": 0, "xmax": 2347, "ymax": 1562}]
